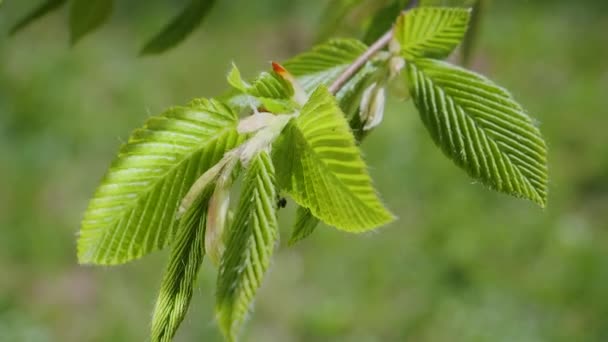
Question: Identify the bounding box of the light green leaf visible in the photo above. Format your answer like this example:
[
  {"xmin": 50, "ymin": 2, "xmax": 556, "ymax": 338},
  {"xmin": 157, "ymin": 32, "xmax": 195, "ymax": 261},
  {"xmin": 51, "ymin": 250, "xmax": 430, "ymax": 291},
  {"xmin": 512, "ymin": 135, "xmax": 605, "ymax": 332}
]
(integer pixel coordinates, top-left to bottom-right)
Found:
[
  {"xmin": 225, "ymin": 64, "xmax": 295, "ymax": 113},
  {"xmin": 273, "ymin": 86, "xmax": 394, "ymax": 232},
  {"xmin": 284, "ymin": 39, "xmax": 378, "ymax": 119},
  {"xmin": 289, "ymin": 207, "xmax": 319, "ymax": 246},
  {"xmin": 69, "ymin": 0, "xmax": 113, "ymax": 44},
  {"xmin": 78, "ymin": 99, "xmax": 242, "ymax": 265},
  {"xmin": 216, "ymin": 152, "xmax": 279, "ymax": 341},
  {"xmin": 9, "ymin": 0, "xmax": 67, "ymax": 35},
  {"xmin": 284, "ymin": 39, "xmax": 367, "ymax": 93},
  {"xmin": 141, "ymin": 0, "xmax": 216, "ymax": 55},
  {"xmin": 393, "ymin": 7, "xmax": 471, "ymax": 60},
  {"xmin": 407, "ymin": 58, "xmax": 548, "ymax": 206},
  {"xmin": 150, "ymin": 187, "xmax": 211, "ymax": 342}
]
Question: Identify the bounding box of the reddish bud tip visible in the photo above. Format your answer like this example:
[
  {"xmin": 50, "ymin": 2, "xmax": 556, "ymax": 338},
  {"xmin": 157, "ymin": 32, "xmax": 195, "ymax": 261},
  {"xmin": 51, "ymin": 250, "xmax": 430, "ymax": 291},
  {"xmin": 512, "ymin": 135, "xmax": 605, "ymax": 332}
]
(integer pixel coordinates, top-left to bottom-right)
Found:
[{"xmin": 271, "ymin": 61, "xmax": 287, "ymax": 75}]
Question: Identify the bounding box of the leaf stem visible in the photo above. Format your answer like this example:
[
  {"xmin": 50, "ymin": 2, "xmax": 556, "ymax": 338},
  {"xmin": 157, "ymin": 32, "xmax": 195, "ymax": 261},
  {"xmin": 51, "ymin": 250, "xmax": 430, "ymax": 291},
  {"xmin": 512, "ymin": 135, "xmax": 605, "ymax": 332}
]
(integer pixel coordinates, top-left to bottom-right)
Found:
[{"xmin": 328, "ymin": 0, "xmax": 419, "ymax": 95}]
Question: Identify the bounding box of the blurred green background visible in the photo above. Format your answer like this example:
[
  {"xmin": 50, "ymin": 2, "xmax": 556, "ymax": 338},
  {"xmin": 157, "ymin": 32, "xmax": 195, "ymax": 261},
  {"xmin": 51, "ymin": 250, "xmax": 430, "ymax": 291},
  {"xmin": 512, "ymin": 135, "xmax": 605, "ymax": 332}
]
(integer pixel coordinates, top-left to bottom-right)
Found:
[{"xmin": 1, "ymin": 1, "xmax": 607, "ymax": 341}]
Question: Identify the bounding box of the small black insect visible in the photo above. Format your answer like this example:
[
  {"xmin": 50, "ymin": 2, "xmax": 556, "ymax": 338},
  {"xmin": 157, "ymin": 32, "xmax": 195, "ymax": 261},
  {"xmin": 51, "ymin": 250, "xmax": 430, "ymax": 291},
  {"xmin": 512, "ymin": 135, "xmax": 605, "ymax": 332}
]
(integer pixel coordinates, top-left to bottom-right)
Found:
[{"xmin": 277, "ymin": 197, "xmax": 287, "ymax": 209}]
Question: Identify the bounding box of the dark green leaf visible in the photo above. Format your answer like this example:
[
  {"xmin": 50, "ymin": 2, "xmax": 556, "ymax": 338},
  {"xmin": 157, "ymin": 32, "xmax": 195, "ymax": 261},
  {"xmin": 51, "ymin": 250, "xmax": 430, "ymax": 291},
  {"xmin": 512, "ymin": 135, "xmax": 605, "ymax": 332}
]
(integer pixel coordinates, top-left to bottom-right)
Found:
[
  {"xmin": 69, "ymin": 0, "xmax": 113, "ymax": 44},
  {"xmin": 9, "ymin": 0, "xmax": 67, "ymax": 35},
  {"xmin": 407, "ymin": 58, "xmax": 548, "ymax": 206},
  {"xmin": 141, "ymin": 0, "xmax": 216, "ymax": 55}
]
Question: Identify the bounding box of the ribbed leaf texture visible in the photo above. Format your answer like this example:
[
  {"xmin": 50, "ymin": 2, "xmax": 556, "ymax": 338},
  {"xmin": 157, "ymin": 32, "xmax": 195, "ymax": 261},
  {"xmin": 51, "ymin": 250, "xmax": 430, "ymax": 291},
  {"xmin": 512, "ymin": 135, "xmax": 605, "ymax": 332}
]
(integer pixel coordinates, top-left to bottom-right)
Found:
[
  {"xmin": 393, "ymin": 7, "xmax": 470, "ymax": 59},
  {"xmin": 289, "ymin": 207, "xmax": 320, "ymax": 245},
  {"xmin": 141, "ymin": 0, "xmax": 216, "ymax": 55},
  {"xmin": 150, "ymin": 188, "xmax": 210, "ymax": 342},
  {"xmin": 407, "ymin": 58, "xmax": 548, "ymax": 206},
  {"xmin": 78, "ymin": 99, "xmax": 241, "ymax": 265},
  {"xmin": 9, "ymin": 0, "xmax": 67, "ymax": 35},
  {"xmin": 284, "ymin": 39, "xmax": 367, "ymax": 93},
  {"xmin": 69, "ymin": 0, "xmax": 113, "ymax": 44},
  {"xmin": 273, "ymin": 86, "xmax": 394, "ymax": 232},
  {"xmin": 216, "ymin": 152, "xmax": 279, "ymax": 341}
]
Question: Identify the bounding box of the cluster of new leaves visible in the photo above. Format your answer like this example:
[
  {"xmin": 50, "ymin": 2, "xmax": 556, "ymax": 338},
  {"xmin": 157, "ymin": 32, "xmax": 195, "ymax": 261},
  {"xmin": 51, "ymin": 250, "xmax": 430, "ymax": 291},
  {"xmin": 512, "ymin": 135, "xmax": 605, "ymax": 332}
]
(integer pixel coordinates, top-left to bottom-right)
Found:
[
  {"xmin": 78, "ymin": 5, "xmax": 547, "ymax": 342},
  {"xmin": 9, "ymin": 0, "xmax": 216, "ymax": 54}
]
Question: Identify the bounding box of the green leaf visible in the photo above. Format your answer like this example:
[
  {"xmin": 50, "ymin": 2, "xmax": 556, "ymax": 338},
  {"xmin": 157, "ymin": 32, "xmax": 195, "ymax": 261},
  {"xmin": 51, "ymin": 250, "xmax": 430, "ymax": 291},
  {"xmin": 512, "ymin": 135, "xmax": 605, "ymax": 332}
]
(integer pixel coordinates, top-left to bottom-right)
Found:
[
  {"xmin": 283, "ymin": 39, "xmax": 378, "ymax": 118},
  {"xmin": 284, "ymin": 39, "xmax": 367, "ymax": 93},
  {"xmin": 225, "ymin": 64, "xmax": 296, "ymax": 114},
  {"xmin": 9, "ymin": 0, "xmax": 67, "ymax": 35},
  {"xmin": 216, "ymin": 152, "xmax": 279, "ymax": 341},
  {"xmin": 150, "ymin": 187, "xmax": 211, "ymax": 342},
  {"xmin": 141, "ymin": 0, "xmax": 216, "ymax": 55},
  {"xmin": 273, "ymin": 86, "xmax": 394, "ymax": 232},
  {"xmin": 78, "ymin": 99, "xmax": 242, "ymax": 265},
  {"xmin": 393, "ymin": 7, "xmax": 471, "ymax": 60},
  {"xmin": 406, "ymin": 58, "xmax": 548, "ymax": 206},
  {"xmin": 289, "ymin": 207, "xmax": 319, "ymax": 246},
  {"xmin": 69, "ymin": 0, "xmax": 113, "ymax": 44}
]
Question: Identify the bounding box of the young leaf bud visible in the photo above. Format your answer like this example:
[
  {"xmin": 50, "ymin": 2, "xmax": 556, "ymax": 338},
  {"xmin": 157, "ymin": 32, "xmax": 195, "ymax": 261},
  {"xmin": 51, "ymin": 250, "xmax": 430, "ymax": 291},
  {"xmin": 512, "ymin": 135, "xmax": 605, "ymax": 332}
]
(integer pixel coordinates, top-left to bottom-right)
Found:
[
  {"xmin": 272, "ymin": 62, "xmax": 308, "ymax": 106},
  {"xmin": 359, "ymin": 82, "xmax": 386, "ymax": 131},
  {"xmin": 205, "ymin": 184, "xmax": 231, "ymax": 266}
]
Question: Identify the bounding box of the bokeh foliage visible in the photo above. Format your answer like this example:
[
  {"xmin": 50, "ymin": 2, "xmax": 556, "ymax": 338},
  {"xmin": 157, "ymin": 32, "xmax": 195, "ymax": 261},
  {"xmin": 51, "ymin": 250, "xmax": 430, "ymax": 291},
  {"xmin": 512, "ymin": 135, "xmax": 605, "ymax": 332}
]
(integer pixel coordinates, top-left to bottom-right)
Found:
[{"xmin": 1, "ymin": 0, "xmax": 607, "ymax": 341}]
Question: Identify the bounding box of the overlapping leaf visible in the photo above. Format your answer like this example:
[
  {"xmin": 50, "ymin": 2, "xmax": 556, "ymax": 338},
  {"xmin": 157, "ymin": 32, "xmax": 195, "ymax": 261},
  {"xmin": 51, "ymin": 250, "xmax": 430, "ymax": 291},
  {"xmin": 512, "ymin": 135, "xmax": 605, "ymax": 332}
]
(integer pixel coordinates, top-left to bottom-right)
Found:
[
  {"xmin": 69, "ymin": 0, "xmax": 113, "ymax": 44},
  {"xmin": 141, "ymin": 0, "xmax": 216, "ymax": 55},
  {"xmin": 216, "ymin": 152, "xmax": 279, "ymax": 341},
  {"xmin": 393, "ymin": 7, "xmax": 471, "ymax": 59},
  {"xmin": 150, "ymin": 188, "xmax": 211, "ymax": 342},
  {"xmin": 289, "ymin": 207, "xmax": 320, "ymax": 245},
  {"xmin": 78, "ymin": 99, "xmax": 242, "ymax": 265},
  {"xmin": 407, "ymin": 58, "xmax": 548, "ymax": 206},
  {"xmin": 284, "ymin": 39, "xmax": 367, "ymax": 93},
  {"xmin": 273, "ymin": 86, "xmax": 394, "ymax": 232}
]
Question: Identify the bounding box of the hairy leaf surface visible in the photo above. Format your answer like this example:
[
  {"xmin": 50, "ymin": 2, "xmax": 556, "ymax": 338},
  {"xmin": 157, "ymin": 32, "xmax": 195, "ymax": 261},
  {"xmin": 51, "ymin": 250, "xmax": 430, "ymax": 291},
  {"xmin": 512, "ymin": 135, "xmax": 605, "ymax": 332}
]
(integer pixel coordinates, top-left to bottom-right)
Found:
[
  {"xmin": 10, "ymin": 0, "xmax": 67, "ymax": 35},
  {"xmin": 216, "ymin": 152, "xmax": 279, "ymax": 341},
  {"xmin": 150, "ymin": 188, "xmax": 210, "ymax": 342},
  {"xmin": 407, "ymin": 58, "xmax": 548, "ymax": 206},
  {"xmin": 78, "ymin": 99, "xmax": 241, "ymax": 265},
  {"xmin": 69, "ymin": 0, "xmax": 113, "ymax": 44},
  {"xmin": 273, "ymin": 86, "xmax": 394, "ymax": 232},
  {"xmin": 141, "ymin": 0, "xmax": 216, "ymax": 55},
  {"xmin": 393, "ymin": 7, "xmax": 470, "ymax": 59}
]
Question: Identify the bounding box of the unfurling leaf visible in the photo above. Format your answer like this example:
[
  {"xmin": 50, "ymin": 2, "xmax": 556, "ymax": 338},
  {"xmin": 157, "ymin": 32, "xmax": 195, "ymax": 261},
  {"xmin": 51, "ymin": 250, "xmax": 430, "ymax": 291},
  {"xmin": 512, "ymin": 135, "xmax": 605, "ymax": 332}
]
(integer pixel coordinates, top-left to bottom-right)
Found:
[
  {"xmin": 9, "ymin": 0, "xmax": 67, "ymax": 35},
  {"xmin": 150, "ymin": 187, "xmax": 210, "ymax": 342},
  {"xmin": 141, "ymin": 0, "xmax": 216, "ymax": 55},
  {"xmin": 69, "ymin": 0, "xmax": 113, "ymax": 44},
  {"xmin": 216, "ymin": 152, "xmax": 279, "ymax": 341},
  {"xmin": 273, "ymin": 86, "xmax": 394, "ymax": 232},
  {"xmin": 407, "ymin": 58, "xmax": 548, "ymax": 206},
  {"xmin": 289, "ymin": 207, "xmax": 320, "ymax": 246},
  {"xmin": 359, "ymin": 82, "xmax": 387, "ymax": 131},
  {"xmin": 393, "ymin": 7, "xmax": 471, "ymax": 60},
  {"xmin": 205, "ymin": 177, "xmax": 231, "ymax": 266},
  {"xmin": 78, "ymin": 99, "xmax": 242, "ymax": 265}
]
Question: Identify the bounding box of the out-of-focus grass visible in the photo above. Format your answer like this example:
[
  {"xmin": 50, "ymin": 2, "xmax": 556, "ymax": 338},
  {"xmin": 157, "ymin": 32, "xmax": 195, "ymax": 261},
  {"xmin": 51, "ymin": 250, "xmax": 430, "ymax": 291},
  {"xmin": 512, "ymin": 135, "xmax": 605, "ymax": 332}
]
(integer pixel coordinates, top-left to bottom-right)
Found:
[{"xmin": 0, "ymin": 1, "xmax": 607, "ymax": 341}]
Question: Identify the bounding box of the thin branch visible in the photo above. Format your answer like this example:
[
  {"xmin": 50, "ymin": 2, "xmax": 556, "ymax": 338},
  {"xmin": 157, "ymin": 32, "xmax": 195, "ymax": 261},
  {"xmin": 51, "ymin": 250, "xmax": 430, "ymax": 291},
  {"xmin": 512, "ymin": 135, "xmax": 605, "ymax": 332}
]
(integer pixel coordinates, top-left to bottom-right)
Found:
[
  {"xmin": 328, "ymin": 0, "xmax": 419, "ymax": 95},
  {"xmin": 328, "ymin": 30, "xmax": 393, "ymax": 95}
]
